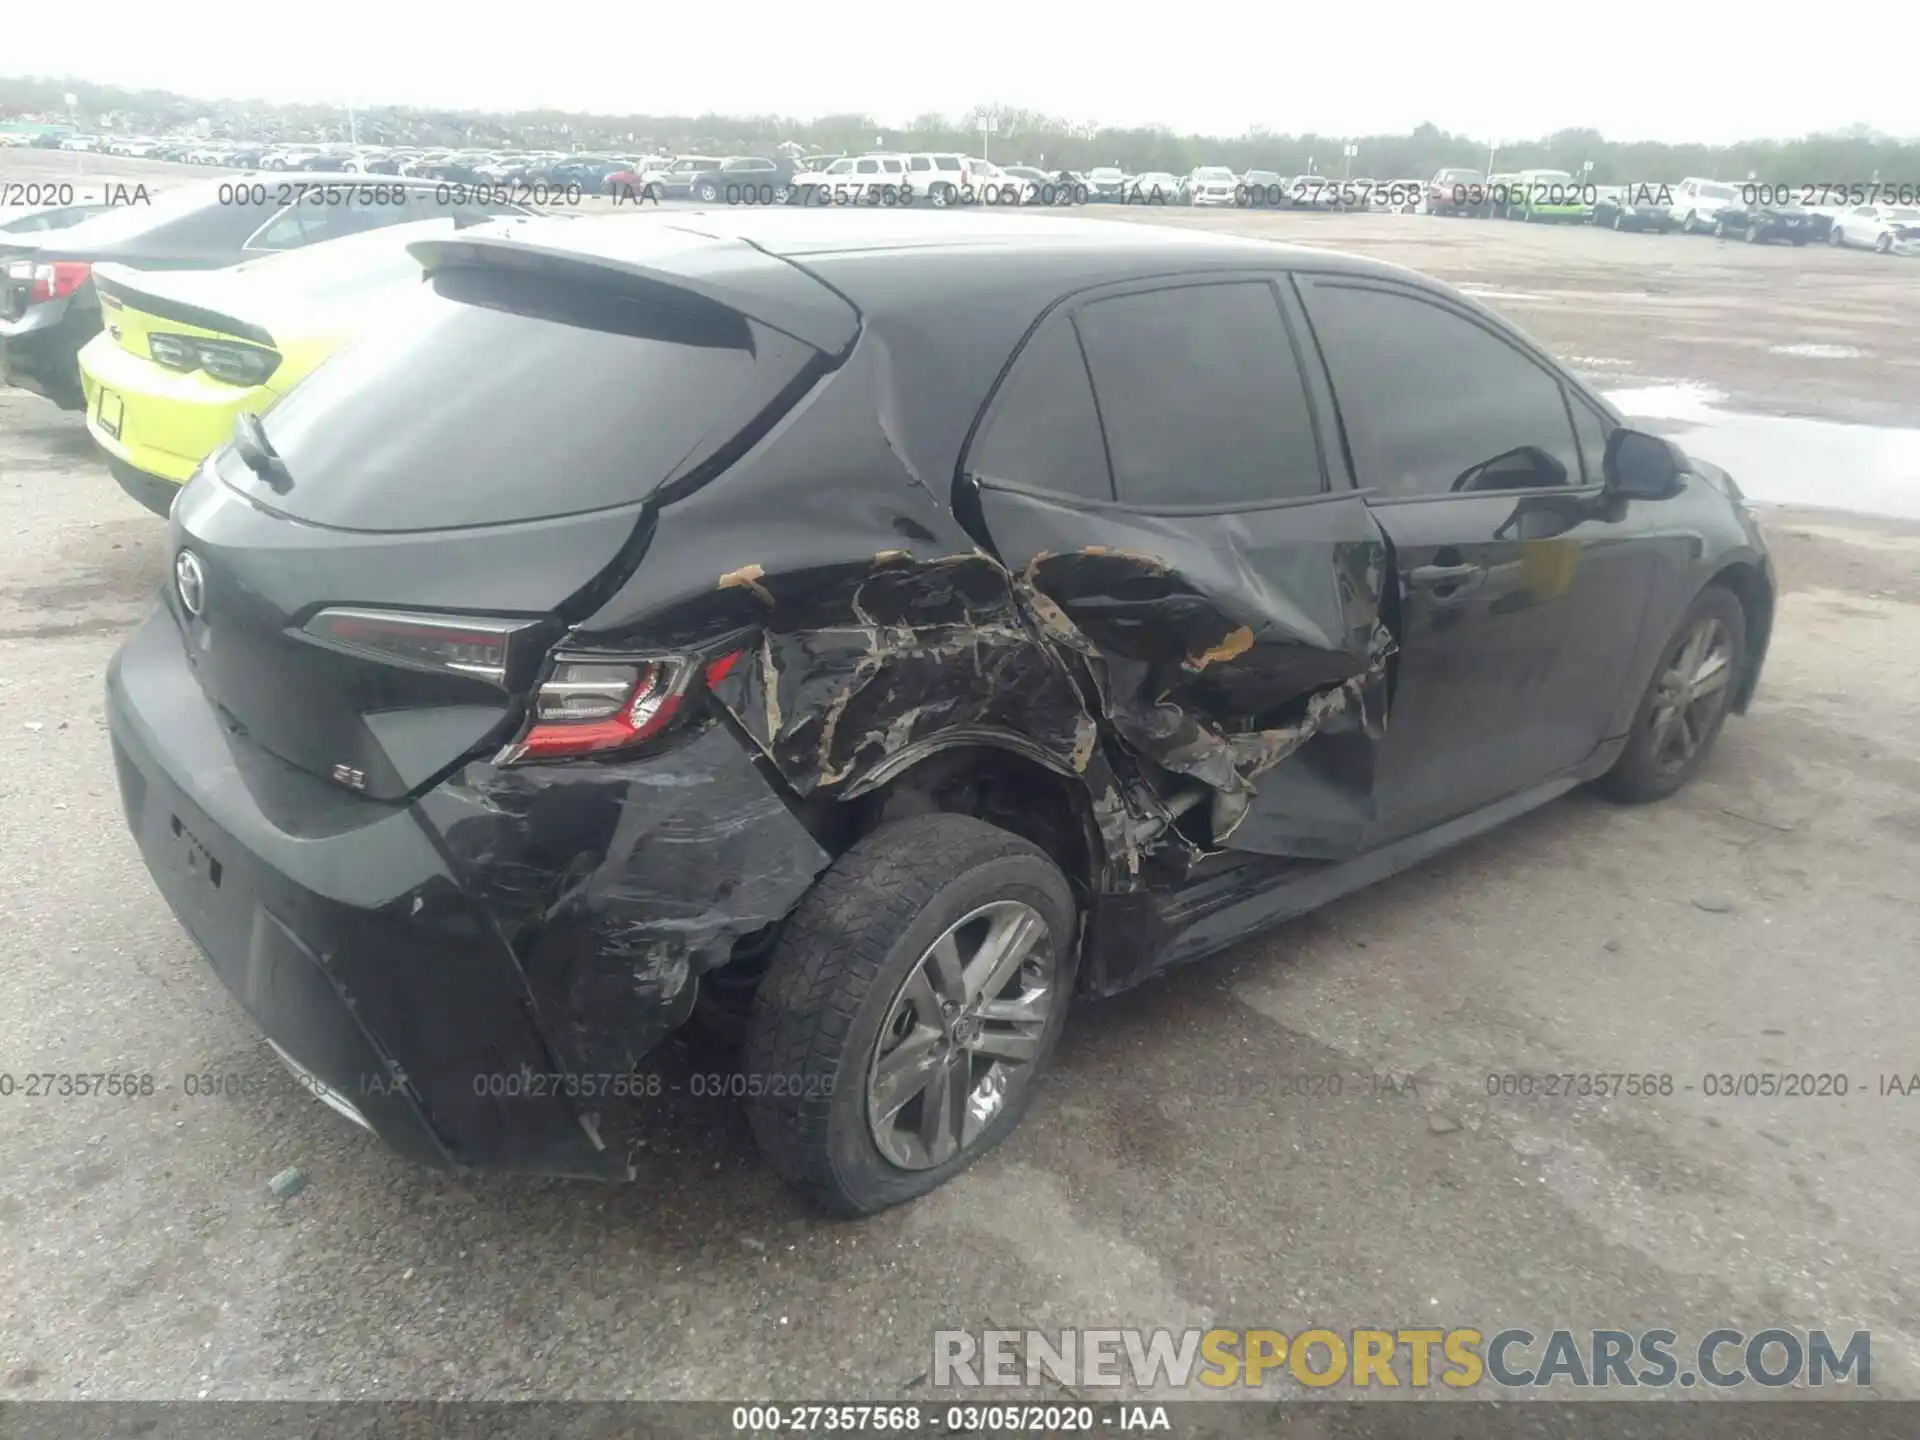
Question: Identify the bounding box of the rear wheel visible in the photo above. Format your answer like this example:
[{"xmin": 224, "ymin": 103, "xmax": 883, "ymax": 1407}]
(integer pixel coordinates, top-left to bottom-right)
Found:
[
  {"xmin": 696, "ymin": 181, "xmax": 719, "ymax": 203},
  {"xmin": 745, "ymin": 814, "xmax": 1078, "ymax": 1216},
  {"xmin": 1600, "ymin": 586, "xmax": 1747, "ymax": 804}
]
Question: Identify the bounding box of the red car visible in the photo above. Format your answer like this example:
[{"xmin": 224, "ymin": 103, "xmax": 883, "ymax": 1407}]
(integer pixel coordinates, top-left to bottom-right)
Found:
[{"xmin": 1426, "ymin": 166, "xmax": 1488, "ymax": 217}]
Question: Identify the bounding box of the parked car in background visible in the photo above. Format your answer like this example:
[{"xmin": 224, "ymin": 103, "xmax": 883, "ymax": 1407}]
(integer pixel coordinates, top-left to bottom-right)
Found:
[
  {"xmin": 1592, "ymin": 183, "xmax": 1675, "ymax": 232},
  {"xmin": 107, "ymin": 210, "xmax": 1772, "ymax": 1218},
  {"xmin": 999, "ymin": 165, "xmax": 1073, "ymax": 202},
  {"xmin": 967, "ymin": 160, "xmax": 1028, "ymax": 205},
  {"xmin": 2, "ymin": 178, "xmax": 532, "ymax": 410},
  {"xmin": 1507, "ymin": 168, "xmax": 1587, "ymax": 222},
  {"xmin": 1384, "ymin": 180, "xmax": 1424, "ymax": 213},
  {"xmin": 1671, "ymin": 178, "xmax": 1741, "ymax": 234},
  {"xmin": 1126, "ymin": 171, "xmax": 1183, "ymax": 204},
  {"xmin": 1826, "ymin": 203, "xmax": 1920, "ymax": 254},
  {"xmin": 1085, "ymin": 167, "xmax": 1128, "ymax": 202},
  {"xmin": 897, "ymin": 154, "xmax": 967, "ymax": 206},
  {"xmin": 0, "ymin": 202, "xmax": 115, "ymax": 237},
  {"xmin": 1426, "ymin": 167, "xmax": 1487, "ymax": 216},
  {"xmin": 1484, "ymin": 174, "xmax": 1521, "ymax": 217},
  {"xmin": 1713, "ymin": 196, "xmax": 1823, "ymax": 245},
  {"xmin": 77, "ymin": 218, "xmax": 507, "ymax": 515},
  {"xmin": 1183, "ymin": 166, "xmax": 1240, "ymax": 207},
  {"xmin": 643, "ymin": 156, "xmax": 724, "ymax": 199},
  {"xmin": 1239, "ymin": 170, "xmax": 1286, "ymax": 206},
  {"xmin": 1287, "ymin": 175, "xmax": 1347, "ymax": 210},
  {"xmin": 261, "ymin": 145, "xmax": 321, "ymax": 171},
  {"xmin": 684, "ymin": 156, "xmax": 796, "ymax": 204}
]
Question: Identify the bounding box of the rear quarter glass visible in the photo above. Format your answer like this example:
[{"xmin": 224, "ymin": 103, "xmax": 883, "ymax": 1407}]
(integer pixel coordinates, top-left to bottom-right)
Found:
[{"xmin": 245, "ymin": 265, "xmax": 819, "ymax": 533}]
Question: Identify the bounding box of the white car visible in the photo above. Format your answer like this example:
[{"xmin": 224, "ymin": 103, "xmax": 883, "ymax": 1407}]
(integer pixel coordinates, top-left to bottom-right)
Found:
[
  {"xmin": 968, "ymin": 159, "xmax": 1028, "ymax": 205},
  {"xmin": 1828, "ymin": 203, "xmax": 1920, "ymax": 255},
  {"xmin": 1671, "ymin": 178, "xmax": 1741, "ymax": 234},
  {"xmin": 1184, "ymin": 165, "xmax": 1239, "ymax": 206},
  {"xmin": 1128, "ymin": 172, "xmax": 1183, "ymax": 205},
  {"xmin": 902, "ymin": 153, "xmax": 972, "ymax": 206},
  {"xmin": 787, "ymin": 154, "xmax": 913, "ymax": 206}
]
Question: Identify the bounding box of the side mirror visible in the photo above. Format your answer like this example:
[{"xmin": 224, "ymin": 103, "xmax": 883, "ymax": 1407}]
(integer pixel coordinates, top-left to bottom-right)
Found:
[{"xmin": 1604, "ymin": 427, "xmax": 1687, "ymax": 500}]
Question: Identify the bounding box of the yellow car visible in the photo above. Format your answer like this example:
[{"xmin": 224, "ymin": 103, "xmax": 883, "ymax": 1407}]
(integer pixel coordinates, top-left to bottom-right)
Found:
[{"xmin": 78, "ymin": 218, "xmax": 495, "ymax": 514}]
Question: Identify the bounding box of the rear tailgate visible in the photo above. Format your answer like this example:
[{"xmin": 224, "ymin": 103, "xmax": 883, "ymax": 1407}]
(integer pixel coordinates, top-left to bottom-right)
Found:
[{"xmin": 166, "ymin": 219, "xmax": 859, "ymax": 801}]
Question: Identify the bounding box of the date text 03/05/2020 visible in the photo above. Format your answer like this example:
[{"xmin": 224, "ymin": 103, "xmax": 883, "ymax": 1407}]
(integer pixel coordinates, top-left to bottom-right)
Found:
[{"xmin": 728, "ymin": 1404, "xmax": 1170, "ymax": 1434}]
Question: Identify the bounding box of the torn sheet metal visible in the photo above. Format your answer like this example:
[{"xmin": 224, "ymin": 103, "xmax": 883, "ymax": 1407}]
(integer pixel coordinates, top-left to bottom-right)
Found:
[
  {"xmin": 974, "ymin": 481, "xmax": 1398, "ymax": 852},
  {"xmin": 710, "ymin": 552, "xmax": 1095, "ymax": 792},
  {"xmin": 423, "ymin": 722, "xmax": 832, "ymax": 1079}
]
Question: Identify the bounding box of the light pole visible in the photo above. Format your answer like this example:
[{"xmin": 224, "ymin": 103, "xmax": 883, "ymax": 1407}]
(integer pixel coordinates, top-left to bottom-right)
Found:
[{"xmin": 1486, "ymin": 138, "xmax": 1498, "ymax": 175}]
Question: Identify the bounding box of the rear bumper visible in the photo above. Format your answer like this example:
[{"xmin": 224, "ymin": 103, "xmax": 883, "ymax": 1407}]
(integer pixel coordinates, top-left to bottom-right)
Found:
[
  {"xmin": 78, "ymin": 331, "xmax": 269, "ymax": 484},
  {"xmin": 106, "ymin": 608, "xmax": 834, "ymax": 1178},
  {"xmin": 1, "ymin": 298, "xmax": 91, "ymax": 409},
  {"xmin": 106, "ymin": 456, "xmax": 184, "ymax": 517}
]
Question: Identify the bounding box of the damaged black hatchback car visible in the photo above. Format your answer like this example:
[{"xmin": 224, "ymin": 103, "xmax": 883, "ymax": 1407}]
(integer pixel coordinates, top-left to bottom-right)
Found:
[{"xmin": 107, "ymin": 211, "xmax": 1774, "ymax": 1215}]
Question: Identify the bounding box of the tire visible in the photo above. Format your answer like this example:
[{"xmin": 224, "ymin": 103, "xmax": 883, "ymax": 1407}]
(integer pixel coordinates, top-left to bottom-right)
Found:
[
  {"xmin": 697, "ymin": 181, "xmax": 720, "ymax": 203},
  {"xmin": 1829, "ymin": 224, "xmax": 1845, "ymax": 246},
  {"xmin": 1682, "ymin": 210, "xmax": 1698, "ymax": 233},
  {"xmin": 1599, "ymin": 585, "xmax": 1748, "ymax": 804},
  {"xmin": 745, "ymin": 814, "xmax": 1078, "ymax": 1216},
  {"xmin": 1877, "ymin": 234, "xmax": 1893, "ymax": 254},
  {"xmin": 930, "ymin": 182, "xmax": 953, "ymax": 208}
]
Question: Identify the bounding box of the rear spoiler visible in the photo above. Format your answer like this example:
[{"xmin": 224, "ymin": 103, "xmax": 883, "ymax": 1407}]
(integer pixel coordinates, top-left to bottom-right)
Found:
[
  {"xmin": 406, "ymin": 226, "xmax": 860, "ymax": 358},
  {"xmin": 91, "ymin": 266, "xmax": 275, "ymax": 348}
]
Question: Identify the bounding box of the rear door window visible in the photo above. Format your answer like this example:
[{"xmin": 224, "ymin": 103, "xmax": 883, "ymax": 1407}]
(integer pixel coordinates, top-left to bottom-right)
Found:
[
  {"xmin": 1072, "ymin": 281, "xmax": 1325, "ymax": 508},
  {"xmin": 968, "ymin": 316, "xmax": 1112, "ymax": 501}
]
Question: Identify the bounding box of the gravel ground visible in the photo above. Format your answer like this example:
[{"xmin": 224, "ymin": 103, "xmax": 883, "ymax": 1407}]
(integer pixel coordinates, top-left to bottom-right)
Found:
[{"xmin": 0, "ymin": 158, "xmax": 1917, "ymax": 1403}]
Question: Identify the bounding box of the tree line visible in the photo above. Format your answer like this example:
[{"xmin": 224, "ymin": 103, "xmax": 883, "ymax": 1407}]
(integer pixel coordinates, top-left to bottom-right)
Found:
[{"xmin": 4, "ymin": 76, "xmax": 1915, "ymax": 183}]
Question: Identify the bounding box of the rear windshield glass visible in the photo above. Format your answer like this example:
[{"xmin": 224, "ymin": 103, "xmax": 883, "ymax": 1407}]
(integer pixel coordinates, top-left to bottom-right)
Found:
[
  {"xmin": 248, "ymin": 265, "xmax": 800, "ymax": 532},
  {"xmin": 1701, "ymin": 183, "xmax": 1736, "ymax": 200},
  {"xmin": 37, "ymin": 183, "xmax": 229, "ymax": 245}
]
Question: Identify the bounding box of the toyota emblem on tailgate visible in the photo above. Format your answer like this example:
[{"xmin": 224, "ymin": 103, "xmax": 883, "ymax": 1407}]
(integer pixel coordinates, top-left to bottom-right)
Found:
[{"xmin": 175, "ymin": 550, "xmax": 206, "ymax": 616}]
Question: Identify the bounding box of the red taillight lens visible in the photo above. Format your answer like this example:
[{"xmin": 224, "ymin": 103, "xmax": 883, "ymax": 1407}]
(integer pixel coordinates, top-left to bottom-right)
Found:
[
  {"xmin": 28, "ymin": 260, "xmax": 91, "ymax": 304},
  {"xmin": 300, "ymin": 608, "xmax": 531, "ymax": 686},
  {"xmin": 502, "ymin": 646, "xmax": 746, "ymax": 764}
]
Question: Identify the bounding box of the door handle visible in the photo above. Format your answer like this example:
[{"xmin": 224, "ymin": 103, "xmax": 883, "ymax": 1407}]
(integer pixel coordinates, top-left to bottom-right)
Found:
[{"xmin": 1409, "ymin": 562, "xmax": 1487, "ymax": 596}]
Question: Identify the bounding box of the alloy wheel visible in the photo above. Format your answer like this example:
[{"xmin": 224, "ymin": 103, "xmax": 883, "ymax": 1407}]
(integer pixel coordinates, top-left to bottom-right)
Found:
[
  {"xmin": 1648, "ymin": 617, "xmax": 1735, "ymax": 776},
  {"xmin": 865, "ymin": 900, "xmax": 1055, "ymax": 1171}
]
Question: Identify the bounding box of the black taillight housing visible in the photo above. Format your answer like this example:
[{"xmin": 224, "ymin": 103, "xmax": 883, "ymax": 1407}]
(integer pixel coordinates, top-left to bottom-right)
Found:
[{"xmin": 496, "ymin": 647, "xmax": 743, "ymax": 764}]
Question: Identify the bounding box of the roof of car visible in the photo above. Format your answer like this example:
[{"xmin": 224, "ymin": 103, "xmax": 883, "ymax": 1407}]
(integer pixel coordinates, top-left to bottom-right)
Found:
[{"xmin": 412, "ymin": 210, "xmax": 1457, "ymax": 489}]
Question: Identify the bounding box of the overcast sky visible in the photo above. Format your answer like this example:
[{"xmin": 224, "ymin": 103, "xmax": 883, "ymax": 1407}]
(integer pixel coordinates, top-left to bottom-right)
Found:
[{"xmin": 51, "ymin": 0, "xmax": 1917, "ymax": 144}]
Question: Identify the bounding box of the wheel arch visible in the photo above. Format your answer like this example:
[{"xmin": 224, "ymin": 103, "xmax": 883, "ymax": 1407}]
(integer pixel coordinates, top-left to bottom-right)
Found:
[
  {"xmin": 838, "ymin": 735, "xmax": 1107, "ymax": 908},
  {"xmin": 1703, "ymin": 559, "xmax": 1773, "ymax": 713}
]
